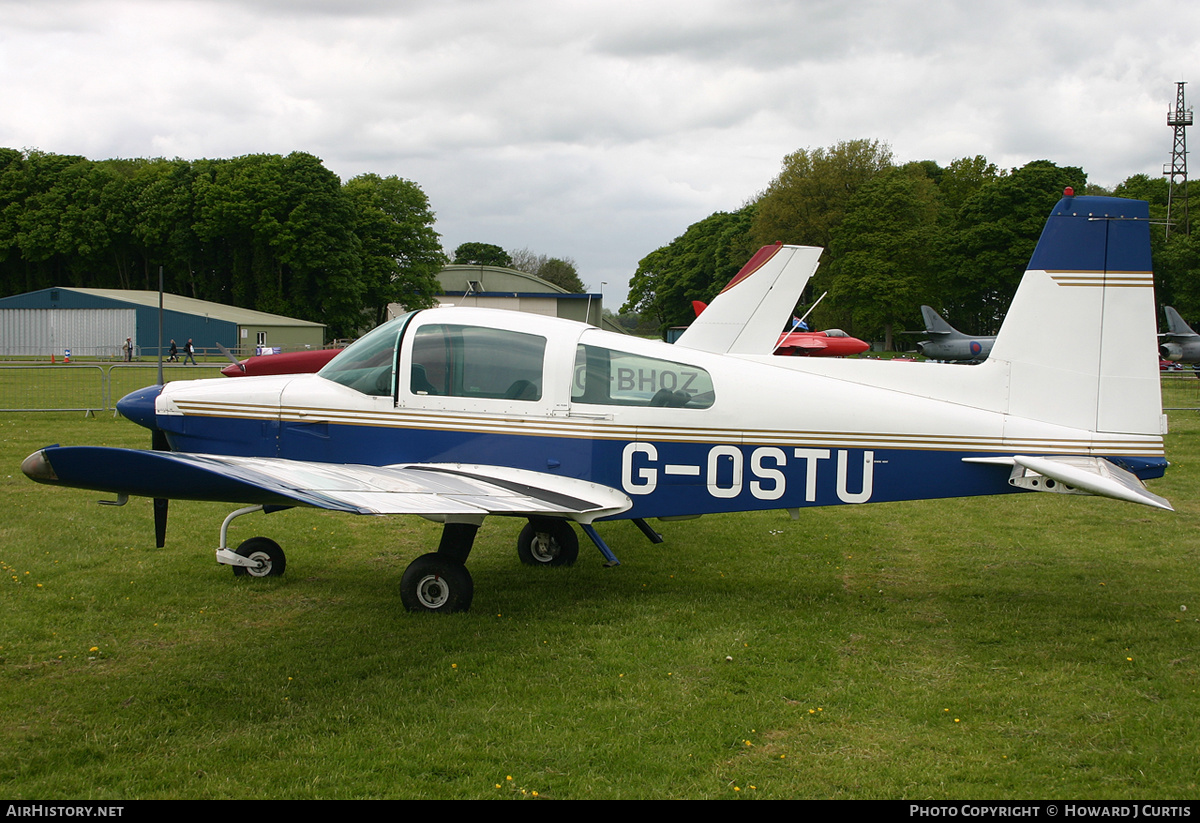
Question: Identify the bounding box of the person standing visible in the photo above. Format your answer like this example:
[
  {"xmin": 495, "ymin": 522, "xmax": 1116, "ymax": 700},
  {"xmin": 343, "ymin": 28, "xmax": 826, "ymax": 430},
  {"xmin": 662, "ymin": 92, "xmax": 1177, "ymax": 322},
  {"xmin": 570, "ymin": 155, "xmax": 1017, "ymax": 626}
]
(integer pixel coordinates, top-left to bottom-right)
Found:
[
  {"xmin": 184, "ymin": 338, "xmax": 197, "ymax": 365},
  {"xmin": 123, "ymin": 337, "xmax": 133, "ymax": 362}
]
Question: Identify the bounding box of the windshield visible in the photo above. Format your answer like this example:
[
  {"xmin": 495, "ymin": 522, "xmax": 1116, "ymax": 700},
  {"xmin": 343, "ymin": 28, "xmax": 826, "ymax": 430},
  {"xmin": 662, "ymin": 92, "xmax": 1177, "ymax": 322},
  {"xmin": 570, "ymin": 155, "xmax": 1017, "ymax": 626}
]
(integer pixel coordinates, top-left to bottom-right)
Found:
[{"xmin": 318, "ymin": 312, "xmax": 416, "ymax": 396}]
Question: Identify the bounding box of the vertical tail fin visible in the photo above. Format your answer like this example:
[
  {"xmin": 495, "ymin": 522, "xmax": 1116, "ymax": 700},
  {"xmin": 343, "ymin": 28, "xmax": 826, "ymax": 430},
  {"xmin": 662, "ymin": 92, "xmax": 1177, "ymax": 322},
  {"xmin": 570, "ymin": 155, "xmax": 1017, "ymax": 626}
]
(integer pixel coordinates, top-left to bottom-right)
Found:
[
  {"xmin": 989, "ymin": 193, "xmax": 1161, "ymax": 436},
  {"xmin": 674, "ymin": 244, "xmax": 822, "ymax": 354},
  {"xmin": 920, "ymin": 305, "xmax": 960, "ymax": 336},
  {"xmin": 1163, "ymin": 306, "xmax": 1197, "ymax": 336}
]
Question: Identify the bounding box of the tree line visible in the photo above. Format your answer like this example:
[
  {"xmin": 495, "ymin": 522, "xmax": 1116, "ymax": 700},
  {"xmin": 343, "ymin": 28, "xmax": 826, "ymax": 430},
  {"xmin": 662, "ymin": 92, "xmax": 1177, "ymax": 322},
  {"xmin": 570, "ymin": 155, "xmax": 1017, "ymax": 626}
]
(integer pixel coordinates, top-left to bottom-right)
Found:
[
  {"xmin": 0, "ymin": 149, "xmax": 447, "ymax": 338},
  {"xmin": 624, "ymin": 139, "xmax": 1200, "ymax": 347}
]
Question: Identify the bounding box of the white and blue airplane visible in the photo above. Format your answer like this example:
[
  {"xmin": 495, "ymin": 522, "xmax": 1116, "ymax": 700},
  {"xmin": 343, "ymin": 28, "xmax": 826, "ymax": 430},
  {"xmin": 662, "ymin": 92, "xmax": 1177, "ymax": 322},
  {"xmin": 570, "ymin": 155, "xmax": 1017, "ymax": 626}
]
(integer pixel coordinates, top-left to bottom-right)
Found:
[{"xmin": 21, "ymin": 190, "xmax": 1172, "ymax": 613}]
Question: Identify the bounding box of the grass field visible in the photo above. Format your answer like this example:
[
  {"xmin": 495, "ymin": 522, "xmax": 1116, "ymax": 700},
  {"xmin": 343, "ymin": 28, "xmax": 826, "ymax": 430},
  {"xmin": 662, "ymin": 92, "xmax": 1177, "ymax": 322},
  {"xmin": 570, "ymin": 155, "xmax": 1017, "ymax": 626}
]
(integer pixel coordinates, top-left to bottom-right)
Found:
[{"xmin": 1, "ymin": 405, "xmax": 1197, "ymax": 799}]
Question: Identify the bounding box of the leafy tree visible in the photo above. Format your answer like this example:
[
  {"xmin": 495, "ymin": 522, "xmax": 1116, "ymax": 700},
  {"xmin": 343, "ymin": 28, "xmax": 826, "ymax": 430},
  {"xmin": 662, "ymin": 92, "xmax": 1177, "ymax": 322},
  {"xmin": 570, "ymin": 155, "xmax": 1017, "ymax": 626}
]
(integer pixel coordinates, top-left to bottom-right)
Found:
[
  {"xmin": 1154, "ymin": 232, "xmax": 1200, "ymax": 325},
  {"xmin": 1112, "ymin": 173, "xmax": 1200, "ymax": 322},
  {"xmin": 131, "ymin": 158, "xmax": 201, "ymax": 295},
  {"xmin": 624, "ymin": 204, "xmax": 756, "ymax": 331},
  {"xmin": 935, "ymin": 155, "xmax": 1002, "ymax": 212},
  {"xmin": 343, "ymin": 173, "xmax": 445, "ymax": 325},
  {"xmin": 750, "ymin": 138, "xmax": 894, "ymax": 250},
  {"xmin": 0, "ymin": 147, "xmax": 448, "ymax": 340},
  {"xmin": 537, "ymin": 258, "xmax": 584, "ymax": 292},
  {"xmin": 453, "ymin": 242, "xmax": 512, "ymax": 267},
  {"xmin": 508, "ymin": 248, "xmax": 587, "ymax": 292},
  {"xmin": 508, "ymin": 247, "xmax": 546, "ymax": 275},
  {"xmin": 939, "ymin": 160, "xmax": 1086, "ymax": 333},
  {"xmin": 1113, "ymin": 173, "xmax": 1169, "ymax": 208},
  {"xmin": 827, "ymin": 167, "xmax": 944, "ymax": 348}
]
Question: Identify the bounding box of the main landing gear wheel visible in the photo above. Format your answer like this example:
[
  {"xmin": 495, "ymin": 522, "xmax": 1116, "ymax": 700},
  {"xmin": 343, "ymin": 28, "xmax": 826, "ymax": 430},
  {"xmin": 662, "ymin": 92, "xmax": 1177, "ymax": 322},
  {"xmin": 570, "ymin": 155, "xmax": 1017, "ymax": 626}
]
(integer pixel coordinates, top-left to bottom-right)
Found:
[
  {"xmin": 232, "ymin": 537, "xmax": 286, "ymax": 578},
  {"xmin": 401, "ymin": 553, "xmax": 474, "ymax": 613},
  {"xmin": 517, "ymin": 519, "xmax": 579, "ymax": 567}
]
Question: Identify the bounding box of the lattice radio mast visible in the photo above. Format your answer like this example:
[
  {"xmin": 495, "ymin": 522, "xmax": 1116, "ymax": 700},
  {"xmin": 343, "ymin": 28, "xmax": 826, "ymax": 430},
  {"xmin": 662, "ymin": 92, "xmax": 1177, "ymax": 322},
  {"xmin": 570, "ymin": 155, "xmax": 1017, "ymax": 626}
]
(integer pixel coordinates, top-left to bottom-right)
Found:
[{"xmin": 1165, "ymin": 81, "xmax": 1192, "ymax": 239}]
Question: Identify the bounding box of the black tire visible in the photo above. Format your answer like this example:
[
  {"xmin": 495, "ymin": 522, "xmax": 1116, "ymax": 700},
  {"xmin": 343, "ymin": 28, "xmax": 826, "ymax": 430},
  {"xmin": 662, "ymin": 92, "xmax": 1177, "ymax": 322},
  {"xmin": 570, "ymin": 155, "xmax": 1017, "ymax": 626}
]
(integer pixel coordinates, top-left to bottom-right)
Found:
[
  {"xmin": 400, "ymin": 553, "xmax": 474, "ymax": 613},
  {"xmin": 232, "ymin": 537, "xmax": 286, "ymax": 578},
  {"xmin": 517, "ymin": 519, "xmax": 579, "ymax": 566}
]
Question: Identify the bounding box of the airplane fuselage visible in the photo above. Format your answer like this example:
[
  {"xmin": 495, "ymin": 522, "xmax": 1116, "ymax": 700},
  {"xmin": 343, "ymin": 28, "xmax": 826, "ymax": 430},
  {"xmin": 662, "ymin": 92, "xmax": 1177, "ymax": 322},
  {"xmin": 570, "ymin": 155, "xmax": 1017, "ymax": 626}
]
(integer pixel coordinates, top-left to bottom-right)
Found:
[
  {"xmin": 133, "ymin": 306, "xmax": 1165, "ymax": 522},
  {"xmin": 916, "ymin": 337, "xmax": 996, "ymax": 361}
]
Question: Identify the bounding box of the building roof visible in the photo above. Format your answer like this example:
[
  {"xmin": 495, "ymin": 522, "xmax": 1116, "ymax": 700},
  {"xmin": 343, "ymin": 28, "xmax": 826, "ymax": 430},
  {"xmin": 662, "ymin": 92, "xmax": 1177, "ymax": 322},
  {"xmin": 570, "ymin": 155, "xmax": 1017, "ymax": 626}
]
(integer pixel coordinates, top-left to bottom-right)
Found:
[
  {"xmin": 57, "ymin": 288, "xmax": 325, "ymax": 328},
  {"xmin": 438, "ymin": 265, "xmax": 578, "ymax": 296}
]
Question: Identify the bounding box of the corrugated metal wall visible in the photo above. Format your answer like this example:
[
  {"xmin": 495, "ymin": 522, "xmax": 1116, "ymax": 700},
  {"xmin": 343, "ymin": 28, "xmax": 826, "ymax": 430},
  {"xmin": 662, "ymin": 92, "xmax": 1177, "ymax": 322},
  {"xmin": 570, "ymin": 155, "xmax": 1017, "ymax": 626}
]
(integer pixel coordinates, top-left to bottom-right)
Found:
[{"xmin": 0, "ymin": 309, "xmax": 137, "ymax": 356}]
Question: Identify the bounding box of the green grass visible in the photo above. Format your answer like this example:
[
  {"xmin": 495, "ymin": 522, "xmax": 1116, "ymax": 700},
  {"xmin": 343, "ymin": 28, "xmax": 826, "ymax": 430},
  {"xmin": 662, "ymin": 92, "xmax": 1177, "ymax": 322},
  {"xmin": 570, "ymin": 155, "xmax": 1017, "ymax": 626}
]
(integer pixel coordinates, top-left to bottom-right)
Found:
[{"xmin": 1, "ymin": 408, "xmax": 1197, "ymax": 799}]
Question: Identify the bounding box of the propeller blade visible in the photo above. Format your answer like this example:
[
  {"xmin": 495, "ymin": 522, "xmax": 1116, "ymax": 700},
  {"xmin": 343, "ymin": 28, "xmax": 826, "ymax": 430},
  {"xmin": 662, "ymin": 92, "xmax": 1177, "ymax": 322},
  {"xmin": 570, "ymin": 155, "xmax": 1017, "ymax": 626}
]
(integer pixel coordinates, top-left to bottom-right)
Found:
[{"xmin": 216, "ymin": 342, "xmax": 245, "ymax": 372}]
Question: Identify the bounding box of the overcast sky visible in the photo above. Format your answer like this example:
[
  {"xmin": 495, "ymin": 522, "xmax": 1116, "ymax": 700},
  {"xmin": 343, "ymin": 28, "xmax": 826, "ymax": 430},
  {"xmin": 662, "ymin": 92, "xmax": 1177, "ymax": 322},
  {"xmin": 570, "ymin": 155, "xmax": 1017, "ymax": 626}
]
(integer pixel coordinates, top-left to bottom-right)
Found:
[{"xmin": 2, "ymin": 0, "xmax": 1197, "ymax": 307}]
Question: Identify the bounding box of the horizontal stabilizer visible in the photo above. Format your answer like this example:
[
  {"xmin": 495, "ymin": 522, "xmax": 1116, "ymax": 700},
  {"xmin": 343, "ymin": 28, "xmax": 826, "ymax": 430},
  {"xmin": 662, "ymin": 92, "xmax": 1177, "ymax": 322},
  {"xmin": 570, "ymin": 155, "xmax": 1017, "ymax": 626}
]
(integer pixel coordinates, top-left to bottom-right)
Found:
[{"xmin": 963, "ymin": 455, "xmax": 1172, "ymax": 511}]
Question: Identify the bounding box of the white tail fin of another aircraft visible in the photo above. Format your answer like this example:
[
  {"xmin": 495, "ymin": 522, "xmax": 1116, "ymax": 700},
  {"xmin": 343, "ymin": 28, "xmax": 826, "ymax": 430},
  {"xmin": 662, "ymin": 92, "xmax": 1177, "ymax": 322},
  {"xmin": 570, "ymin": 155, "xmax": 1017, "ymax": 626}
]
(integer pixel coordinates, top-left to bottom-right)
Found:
[{"xmin": 674, "ymin": 244, "xmax": 822, "ymax": 354}]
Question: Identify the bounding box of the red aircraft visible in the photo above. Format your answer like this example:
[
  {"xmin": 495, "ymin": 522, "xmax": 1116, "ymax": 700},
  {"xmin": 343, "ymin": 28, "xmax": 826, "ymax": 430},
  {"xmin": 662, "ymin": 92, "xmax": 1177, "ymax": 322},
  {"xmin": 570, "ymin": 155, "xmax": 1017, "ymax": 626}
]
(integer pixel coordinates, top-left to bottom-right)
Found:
[
  {"xmin": 220, "ymin": 348, "xmax": 341, "ymax": 377},
  {"xmin": 690, "ymin": 300, "xmax": 869, "ymax": 357}
]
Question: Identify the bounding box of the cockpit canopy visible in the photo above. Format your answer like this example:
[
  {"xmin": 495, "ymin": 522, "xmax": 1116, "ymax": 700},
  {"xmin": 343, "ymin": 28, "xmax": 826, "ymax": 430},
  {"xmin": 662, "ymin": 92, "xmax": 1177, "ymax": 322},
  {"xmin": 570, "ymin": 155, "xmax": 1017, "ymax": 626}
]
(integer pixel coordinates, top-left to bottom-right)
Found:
[{"xmin": 318, "ymin": 309, "xmax": 715, "ymax": 409}]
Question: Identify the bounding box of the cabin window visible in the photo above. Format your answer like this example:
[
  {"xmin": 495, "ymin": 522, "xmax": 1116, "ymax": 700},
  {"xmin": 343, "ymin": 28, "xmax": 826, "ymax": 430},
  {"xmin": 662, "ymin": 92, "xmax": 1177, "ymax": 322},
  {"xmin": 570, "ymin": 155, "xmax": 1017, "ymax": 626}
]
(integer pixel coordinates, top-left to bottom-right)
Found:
[
  {"xmin": 572, "ymin": 345, "xmax": 714, "ymax": 408},
  {"xmin": 318, "ymin": 312, "xmax": 415, "ymax": 396},
  {"xmin": 410, "ymin": 325, "xmax": 546, "ymax": 401}
]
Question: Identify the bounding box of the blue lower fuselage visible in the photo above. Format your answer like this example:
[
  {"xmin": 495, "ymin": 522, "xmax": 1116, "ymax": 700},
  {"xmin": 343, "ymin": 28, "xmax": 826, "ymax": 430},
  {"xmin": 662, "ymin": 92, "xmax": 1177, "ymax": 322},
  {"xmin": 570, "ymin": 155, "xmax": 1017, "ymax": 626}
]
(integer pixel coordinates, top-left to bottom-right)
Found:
[{"xmin": 154, "ymin": 409, "xmax": 1167, "ymax": 520}]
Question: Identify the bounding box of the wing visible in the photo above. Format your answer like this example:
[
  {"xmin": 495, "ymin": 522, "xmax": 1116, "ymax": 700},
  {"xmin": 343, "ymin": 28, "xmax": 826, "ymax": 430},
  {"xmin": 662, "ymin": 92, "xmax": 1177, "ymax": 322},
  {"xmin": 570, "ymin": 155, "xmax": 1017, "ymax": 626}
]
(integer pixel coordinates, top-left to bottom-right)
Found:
[{"xmin": 22, "ymin": 447, "xmax": 632, "ymax": 524}]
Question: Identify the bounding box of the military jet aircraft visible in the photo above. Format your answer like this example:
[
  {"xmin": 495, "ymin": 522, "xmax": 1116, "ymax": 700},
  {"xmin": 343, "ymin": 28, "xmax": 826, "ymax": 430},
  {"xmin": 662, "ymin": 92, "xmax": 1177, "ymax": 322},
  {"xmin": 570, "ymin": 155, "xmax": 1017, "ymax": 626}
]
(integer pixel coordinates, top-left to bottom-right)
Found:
[
  {"xmin": 22, "ymin": 191, "xmax": 1172, "ymax": 613},
  {"xmin": 1159, "ymin": 306, "xmax": 1200, "ymax": 363},
  {"xmin": 915, "ymin": 306, "xmax": 997, "ymax": 361}
]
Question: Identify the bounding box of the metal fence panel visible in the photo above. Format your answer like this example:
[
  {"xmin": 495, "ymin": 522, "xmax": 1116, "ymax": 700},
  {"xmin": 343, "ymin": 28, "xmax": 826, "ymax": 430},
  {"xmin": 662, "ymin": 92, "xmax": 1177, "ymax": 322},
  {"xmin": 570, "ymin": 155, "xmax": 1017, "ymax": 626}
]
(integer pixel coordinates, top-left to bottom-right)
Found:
[
  {"xmin": 0, "ymin": 364, "xmax": 225, "ymax": 412},
  {"xmin": 1161, "ymin": 373, "xmax": 1200, "ymax": 410},
  {"xmin": 0, "ymin": 365, "xmax": 107, "ymax": 411}
]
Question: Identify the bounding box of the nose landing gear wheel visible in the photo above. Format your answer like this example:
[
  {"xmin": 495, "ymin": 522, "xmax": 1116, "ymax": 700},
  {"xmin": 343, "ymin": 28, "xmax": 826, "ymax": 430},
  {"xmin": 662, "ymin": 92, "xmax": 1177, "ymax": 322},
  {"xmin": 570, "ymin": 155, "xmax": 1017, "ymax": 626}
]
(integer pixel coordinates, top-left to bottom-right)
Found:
[{"xmin": 232, "ymin": 537, "xmax": 286, "ymax": 578}]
